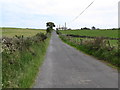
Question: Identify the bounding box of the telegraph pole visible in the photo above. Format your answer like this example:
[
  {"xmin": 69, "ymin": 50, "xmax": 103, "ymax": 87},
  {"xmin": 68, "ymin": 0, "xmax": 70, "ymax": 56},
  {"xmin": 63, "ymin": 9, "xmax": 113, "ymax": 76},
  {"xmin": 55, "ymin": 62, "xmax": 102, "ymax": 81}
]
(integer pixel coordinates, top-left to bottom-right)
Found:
[{"xmin": 65, "ymin": 22, "xmax": 66, "ymax": 30}]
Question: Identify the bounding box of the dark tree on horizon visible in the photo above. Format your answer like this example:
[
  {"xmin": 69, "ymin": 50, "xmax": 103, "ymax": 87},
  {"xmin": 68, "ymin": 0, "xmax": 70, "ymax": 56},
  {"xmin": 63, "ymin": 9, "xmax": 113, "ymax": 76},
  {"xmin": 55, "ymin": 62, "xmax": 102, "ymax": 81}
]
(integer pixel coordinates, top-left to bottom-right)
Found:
[{"xmin": 46, "ymin": 22, "xmax": 55, "ymax": 33}]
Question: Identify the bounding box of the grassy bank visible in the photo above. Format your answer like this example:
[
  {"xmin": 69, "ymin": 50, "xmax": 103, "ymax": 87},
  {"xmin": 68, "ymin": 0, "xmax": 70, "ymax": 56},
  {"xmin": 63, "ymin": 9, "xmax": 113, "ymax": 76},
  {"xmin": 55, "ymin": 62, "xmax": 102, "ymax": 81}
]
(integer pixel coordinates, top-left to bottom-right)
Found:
[
  {"xmin": 59, "ymin": 35, "xmax": 119, "ymax": 69},
  {"xmin": 2, "ymin": 33, "xmax": 51, "ymax": 88}
]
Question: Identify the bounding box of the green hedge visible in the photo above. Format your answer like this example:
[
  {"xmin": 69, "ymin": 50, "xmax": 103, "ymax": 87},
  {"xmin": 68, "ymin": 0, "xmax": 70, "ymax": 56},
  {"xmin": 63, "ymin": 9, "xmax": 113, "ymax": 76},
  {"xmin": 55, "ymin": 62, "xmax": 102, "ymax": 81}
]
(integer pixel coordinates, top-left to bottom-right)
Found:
[{"xmin": 2, "ymin": 33, "xmax": 50, "ymax": 88}]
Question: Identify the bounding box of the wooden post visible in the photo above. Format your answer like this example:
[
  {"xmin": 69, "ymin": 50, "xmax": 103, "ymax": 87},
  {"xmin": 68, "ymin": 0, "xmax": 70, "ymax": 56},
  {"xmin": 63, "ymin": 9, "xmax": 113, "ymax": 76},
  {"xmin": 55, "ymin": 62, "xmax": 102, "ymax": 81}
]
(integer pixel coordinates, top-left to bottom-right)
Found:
[{"xmin": 80, "ymin": 39, "xmax": 83, "ymax": 45}]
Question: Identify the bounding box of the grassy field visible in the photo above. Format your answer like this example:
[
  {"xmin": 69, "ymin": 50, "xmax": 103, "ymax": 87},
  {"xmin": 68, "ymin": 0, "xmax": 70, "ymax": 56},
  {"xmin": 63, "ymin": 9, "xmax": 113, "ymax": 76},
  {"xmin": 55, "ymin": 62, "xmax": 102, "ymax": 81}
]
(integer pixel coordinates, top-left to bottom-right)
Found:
[
  {"xmin": 1, "ymin": 27, "xmax": 46, "ymax": 37},
  {"xmin": 59, "ymin": 30, "xmax": 119, "ymax": 46},
  {"xmin": 59, "ymin": 30, "xmax": 118, "ymax": 38}
]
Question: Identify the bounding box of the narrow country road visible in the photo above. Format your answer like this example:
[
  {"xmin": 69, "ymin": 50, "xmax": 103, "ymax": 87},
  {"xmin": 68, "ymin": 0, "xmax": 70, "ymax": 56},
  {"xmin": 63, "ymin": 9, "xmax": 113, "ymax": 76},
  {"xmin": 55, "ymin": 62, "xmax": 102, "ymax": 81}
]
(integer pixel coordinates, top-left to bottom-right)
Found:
[{"xmin": 33, "ymin": 31, "xmax": 118, "ymax": 88}]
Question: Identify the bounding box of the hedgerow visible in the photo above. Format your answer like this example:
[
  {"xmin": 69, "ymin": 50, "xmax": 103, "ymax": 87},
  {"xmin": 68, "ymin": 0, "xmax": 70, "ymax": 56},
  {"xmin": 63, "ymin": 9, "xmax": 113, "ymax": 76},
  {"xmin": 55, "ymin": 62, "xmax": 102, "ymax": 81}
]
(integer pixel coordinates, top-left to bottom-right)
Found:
[{"xmin": 2, "ymin": 33, "xmax": 50, "ymax": 88}]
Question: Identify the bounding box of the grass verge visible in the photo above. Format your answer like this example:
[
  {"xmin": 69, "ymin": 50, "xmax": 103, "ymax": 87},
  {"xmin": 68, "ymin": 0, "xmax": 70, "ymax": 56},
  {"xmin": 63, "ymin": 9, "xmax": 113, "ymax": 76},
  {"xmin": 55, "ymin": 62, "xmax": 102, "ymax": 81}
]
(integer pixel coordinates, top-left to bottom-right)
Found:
[{"xmin": 2, "ymin": 33, "xmax": 51, "ymax": 88}]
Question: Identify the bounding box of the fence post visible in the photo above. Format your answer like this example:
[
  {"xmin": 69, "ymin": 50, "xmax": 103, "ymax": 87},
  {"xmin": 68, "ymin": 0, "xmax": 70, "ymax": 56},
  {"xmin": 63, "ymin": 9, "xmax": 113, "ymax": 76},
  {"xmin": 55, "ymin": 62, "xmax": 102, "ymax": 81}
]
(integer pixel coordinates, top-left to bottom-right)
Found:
[
  {"xmin": 107, "ymin": 40, "xmax": 112, "ymax": 50},
  {"xmin": 75, "ymin": 38, "xmax": 77, "ymax": 43},
  {"xmin": 80, "ymin": 39, "xmax": 83, "ymax": 45}
]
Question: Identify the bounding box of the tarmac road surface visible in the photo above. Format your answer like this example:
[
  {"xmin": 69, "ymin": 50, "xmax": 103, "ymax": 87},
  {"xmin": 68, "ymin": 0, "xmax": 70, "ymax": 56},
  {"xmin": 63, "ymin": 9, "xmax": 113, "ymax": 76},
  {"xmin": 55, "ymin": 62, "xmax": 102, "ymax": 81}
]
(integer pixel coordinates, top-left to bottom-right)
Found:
[{"xmin": 33, "ymin": 31, "xmax": 118, "ymax": 88}]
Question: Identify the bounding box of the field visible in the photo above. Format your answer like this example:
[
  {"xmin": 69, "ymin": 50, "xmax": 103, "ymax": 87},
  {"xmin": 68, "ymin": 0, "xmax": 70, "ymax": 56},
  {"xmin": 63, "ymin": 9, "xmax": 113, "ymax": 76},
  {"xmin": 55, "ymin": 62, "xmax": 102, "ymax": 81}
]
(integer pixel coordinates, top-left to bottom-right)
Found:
[
  {"xmin": 1, "ymin": 27, "xmax": 46, "ymax": 37},
  {"xmin": 59, "ymin": 30, "xmax": 119, "ymax": 46},
  {"xmin": 59, "ymin": 30, "xmax": 118, "ymax": 38}
]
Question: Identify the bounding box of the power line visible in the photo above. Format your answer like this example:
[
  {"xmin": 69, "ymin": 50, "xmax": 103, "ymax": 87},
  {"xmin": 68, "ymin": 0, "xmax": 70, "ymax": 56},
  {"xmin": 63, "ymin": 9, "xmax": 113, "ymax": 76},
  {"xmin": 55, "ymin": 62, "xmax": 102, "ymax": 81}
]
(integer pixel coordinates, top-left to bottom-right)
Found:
[
  {"xmin": 59, "ymin": 0, "xmax": 95, "ymax": 29},
  {"xmin": 72, "ymin": 0, "xmax": 95, "ymax": 21}
]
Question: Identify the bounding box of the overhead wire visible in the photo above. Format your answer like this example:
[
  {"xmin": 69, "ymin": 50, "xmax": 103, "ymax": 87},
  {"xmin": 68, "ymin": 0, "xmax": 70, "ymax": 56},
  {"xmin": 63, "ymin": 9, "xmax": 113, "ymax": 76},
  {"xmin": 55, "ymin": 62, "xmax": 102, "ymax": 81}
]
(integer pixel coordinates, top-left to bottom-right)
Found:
[
  {"xmin": 59, "ymin": 0, "xmax": 95, "ymax": 28},
  {"xmin": 72, "ymin": 0, "xmax": 95, "ymax": 22}
]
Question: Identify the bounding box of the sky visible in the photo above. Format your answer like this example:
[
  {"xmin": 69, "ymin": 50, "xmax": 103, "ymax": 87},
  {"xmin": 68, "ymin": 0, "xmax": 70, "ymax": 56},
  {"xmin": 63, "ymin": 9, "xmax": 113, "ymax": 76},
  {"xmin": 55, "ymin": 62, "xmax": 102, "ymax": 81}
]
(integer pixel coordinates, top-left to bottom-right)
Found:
[{"xmin": 0, "ymin": 0, "xmax": 119, "ymax": 29}]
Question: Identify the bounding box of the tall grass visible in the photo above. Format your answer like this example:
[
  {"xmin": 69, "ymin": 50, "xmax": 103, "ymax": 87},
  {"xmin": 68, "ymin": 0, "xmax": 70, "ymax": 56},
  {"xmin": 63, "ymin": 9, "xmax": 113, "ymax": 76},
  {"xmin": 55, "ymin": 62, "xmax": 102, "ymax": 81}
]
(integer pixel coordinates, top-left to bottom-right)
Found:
[{"xmin": 2, "ymin": 33, "xmax": 50, "ymax": 88}]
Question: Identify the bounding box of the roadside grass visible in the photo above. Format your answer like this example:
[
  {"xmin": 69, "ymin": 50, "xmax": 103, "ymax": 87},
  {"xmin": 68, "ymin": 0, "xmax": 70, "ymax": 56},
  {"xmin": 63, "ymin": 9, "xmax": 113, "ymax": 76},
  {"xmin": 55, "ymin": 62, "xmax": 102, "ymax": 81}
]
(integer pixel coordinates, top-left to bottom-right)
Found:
[
  {"xmin": 60, "ymin": 30, "xmax": 118, "ymax": 38},
  {"xmin": 109, "ymin": 40, "xmax": 118, "ymax": 47},
  {"xmin": 19, "ymin": 38, "xmax": 50, "ymax": 88},
  {"xmin": 2, "ymin": 32, "xmax": 51, "ymax": 88},
  {"xmin": 59, "ymin": 35, "xmax": 120, "ymax": 69},
  {"xmin": 1, "ymin": 27, "xmax": 46, "ymax": 37}
]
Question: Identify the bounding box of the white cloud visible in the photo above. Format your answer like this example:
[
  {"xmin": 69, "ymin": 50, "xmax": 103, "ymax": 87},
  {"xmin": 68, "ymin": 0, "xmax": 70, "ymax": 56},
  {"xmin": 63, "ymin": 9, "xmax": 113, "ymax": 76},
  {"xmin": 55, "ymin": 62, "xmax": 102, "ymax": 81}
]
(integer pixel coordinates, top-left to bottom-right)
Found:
[{"xmin": 1, "ymin": 0, "xmax": 119, "ymax": 29}]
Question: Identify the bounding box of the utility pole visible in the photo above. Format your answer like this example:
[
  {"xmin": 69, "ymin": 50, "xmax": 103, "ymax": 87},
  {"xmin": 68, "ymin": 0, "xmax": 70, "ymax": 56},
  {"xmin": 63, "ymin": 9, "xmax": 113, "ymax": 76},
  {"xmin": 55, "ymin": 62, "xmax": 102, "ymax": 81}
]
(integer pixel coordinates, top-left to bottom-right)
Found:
[{"xmin": 65, "ymin": 22, "xmax": 66, "ymax": 30}]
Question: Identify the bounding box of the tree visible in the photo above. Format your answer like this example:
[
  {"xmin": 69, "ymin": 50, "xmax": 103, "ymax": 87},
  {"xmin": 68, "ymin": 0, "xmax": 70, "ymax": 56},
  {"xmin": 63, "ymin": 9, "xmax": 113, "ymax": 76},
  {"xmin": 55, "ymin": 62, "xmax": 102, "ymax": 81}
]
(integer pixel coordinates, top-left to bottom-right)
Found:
[
  {"xmin": 81, "ymin": 27, "xmax": 90, "ymax": 30},
  {"xmin": 92, "ymin": 26, "xmax": 96, "ymax": 30},
  {"xmin": 46, "ymin": 22, "xmax": 55, "ymax": 33}
]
